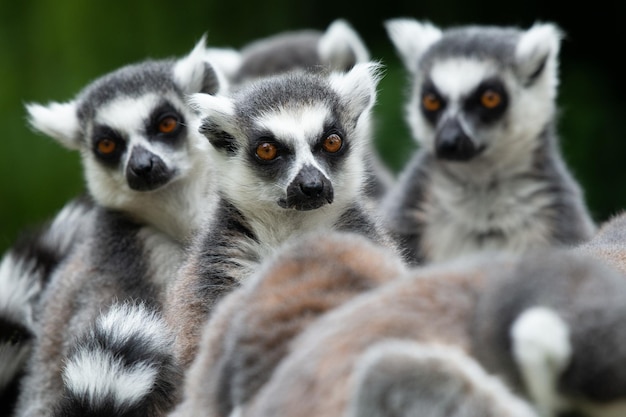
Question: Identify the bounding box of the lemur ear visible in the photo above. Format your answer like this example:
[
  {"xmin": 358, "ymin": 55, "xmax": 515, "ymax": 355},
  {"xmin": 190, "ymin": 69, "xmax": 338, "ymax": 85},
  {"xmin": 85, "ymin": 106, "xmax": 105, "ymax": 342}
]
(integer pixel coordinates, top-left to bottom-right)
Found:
[
  {"xmin": 515, "ymin": 23, "xmax": 562, "ymax": 88},
  {"xmin": 318, "ymin": 19, "xmax": 370, "ymax": 72},
  {"xmin": 188, "ymin": 93, "xmax": 239, "ymax": 152},
  {"xmin": 174, "ymin": 34, "xmax": 228, "ymax": 96},
  {"xmin": 384, "ymin": 18, "xmax": 442, "ymax": 74},
  {"xmin": 25, "ymin": 101, "xmax": 81, "ymax": 150},
  {"xmin": 329, "ymin": 62, "xmax": 383, "ymax": 124}
]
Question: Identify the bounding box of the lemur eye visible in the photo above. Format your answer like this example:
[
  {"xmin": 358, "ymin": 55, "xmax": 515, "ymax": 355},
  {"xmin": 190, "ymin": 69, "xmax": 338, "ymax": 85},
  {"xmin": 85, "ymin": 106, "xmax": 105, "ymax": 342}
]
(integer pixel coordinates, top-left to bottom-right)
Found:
[
  {"xmin": 256, "ymin": 142, "xmax": 278, "ymax": 161},
  {"xmin": 481, "ymin": 90, "xmax": 502, "ymax": 109},
  {"xmin": 96, "ymin": 138, "xmax": 117, "ymax": 155},
  {"xmin": 158, "ymin": 116, "xmax": 178, "ymax": 134},
  {"xmin": 322, "ymin": 133, "xmax": 343, "ymax": 153},
  {"xmin": 422, "ymin": 93, "xmax": 441, "ymax": 112}
]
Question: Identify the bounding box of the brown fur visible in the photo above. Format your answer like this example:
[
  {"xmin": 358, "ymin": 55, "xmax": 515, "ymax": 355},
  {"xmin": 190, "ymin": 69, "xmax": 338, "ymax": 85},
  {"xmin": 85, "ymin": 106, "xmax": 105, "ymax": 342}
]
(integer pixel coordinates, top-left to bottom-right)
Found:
[
  {"xmin": 575, "ymin": 211, "xmax": 626, "ymax": 275},
  {"xmin": 170, "ymin": 231, "xmax": 407, "ymax": 417}
]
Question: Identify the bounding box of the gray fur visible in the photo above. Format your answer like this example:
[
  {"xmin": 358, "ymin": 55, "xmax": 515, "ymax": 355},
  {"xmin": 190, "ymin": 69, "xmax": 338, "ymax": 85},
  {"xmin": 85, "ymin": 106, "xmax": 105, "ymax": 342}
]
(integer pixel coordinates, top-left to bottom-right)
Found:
[
  {"xmin": 381, "ymin": 19, "xmax": 595, "ymax": 265},
  {"xmin": 0, "ymin": 195, "xmax": 96, "ymax": 416},
  {"xmin": 231, "ymin": 19, "xmax": 370, "ymax": 85},
  {"xmin": 15, "ymin": 40, "xmax": 223, "ymax": 417},
  {"xmin": 347, "ymin": 340, "xmax": 538, "ymax": 417},
  {"xmin": 227, "ymin": 248, "xmax": 626, "ymax": 417},
  {"xmin": 165, "ymin": 63, "xmax": 399, "ymax": 369},
  {"xmin": 169, "ymin": 231, "xmax": 406, "ymax": 417}
]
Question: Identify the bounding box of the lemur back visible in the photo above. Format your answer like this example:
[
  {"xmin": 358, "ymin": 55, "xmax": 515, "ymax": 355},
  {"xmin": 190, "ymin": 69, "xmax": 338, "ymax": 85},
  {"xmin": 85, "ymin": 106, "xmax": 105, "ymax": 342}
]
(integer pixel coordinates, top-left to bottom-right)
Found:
[
  {"xmin": 14, "ymin": 38, "xmax": 224, "ymax": 417},
  {"xmin": 381, "ymin": 19, "xmax": 596, "ymax": 264},
  {"xmin": 164, "ymin": 62, "xmax": 398, "ymax": 369},
  {"xmin": 224, "ymin": 248, "xmax": 626, "ymax": 417}
]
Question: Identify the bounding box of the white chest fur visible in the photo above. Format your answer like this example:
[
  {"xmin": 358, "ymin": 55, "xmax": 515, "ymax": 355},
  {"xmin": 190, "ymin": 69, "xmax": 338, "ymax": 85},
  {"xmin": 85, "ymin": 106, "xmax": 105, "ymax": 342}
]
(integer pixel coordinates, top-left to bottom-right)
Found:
[{"xmin": 421, "ymin": 170, "xmax": 555, "ymax": 263}]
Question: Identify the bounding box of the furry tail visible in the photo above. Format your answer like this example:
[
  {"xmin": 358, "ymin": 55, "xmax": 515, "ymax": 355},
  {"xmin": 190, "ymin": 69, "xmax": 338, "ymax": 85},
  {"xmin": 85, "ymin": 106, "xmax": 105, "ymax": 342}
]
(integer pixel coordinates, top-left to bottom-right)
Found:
[
  {"xmin": 54, "ymin": 302, "xmax": 181, "ymax": 417},
  {"xmin": 0, "ymin": 196, "xmax": 95, "ymax": 412},
  {"xmin": 347, "ymin": 340, "xmax": 539, "ymax": 417}
]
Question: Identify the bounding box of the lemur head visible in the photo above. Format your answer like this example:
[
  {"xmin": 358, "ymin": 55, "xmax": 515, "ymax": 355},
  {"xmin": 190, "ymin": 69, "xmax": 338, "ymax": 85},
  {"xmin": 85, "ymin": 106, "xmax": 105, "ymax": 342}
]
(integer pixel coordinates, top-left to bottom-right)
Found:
[
  {"xmin": 385, "ymin": 19, "xmax": 562, "ymax": 162},
  {"xmin": 190, "ymin": 62, "xmax": 381, "ymax": 214},
  {"xmin": 26, "ymin": 37, "xmax": 226, "ymax": 217}
]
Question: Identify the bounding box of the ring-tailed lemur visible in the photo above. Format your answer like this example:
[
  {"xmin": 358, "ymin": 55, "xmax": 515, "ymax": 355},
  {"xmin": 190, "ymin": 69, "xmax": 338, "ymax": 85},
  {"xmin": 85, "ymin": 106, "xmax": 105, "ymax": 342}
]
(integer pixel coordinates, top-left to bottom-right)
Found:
[
  {"xmin": 226, "ymin": 248, "xmax": 626, "ymax": 417},
  {"xmin": 0, "ymin": 195, "xmax": 96, "ymax": 416},
  {"xmin": 14, "ymin": 37, "xmax": 225, "ymax": 417},
  {"xmin": 169, "ymin": 231, "xmax": 407, "ymax": 417},
  {"xmin": 380, "ymin": 19, "xmax": 596, "ymax": 265},
  {"xmin": 207, "ymin": 18, "xmax": 394, "ymax": 202},
  {"xmin": 164, "ymin": 62, "xmax": 398, "ymax": 369}
]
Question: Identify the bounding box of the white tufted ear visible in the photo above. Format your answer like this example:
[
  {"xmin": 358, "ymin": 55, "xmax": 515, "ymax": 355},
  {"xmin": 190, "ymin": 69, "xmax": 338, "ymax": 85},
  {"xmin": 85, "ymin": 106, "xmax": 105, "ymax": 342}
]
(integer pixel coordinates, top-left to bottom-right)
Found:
[
  {"xmin": 329, "ymin": 61, "xmax": 383, "ymax": 123},
  {"xmin": 515, "ymin": 23, "xmax": 562, "ymax": 88},
  {"xmin": 318, "ymin": 18, "xmax": 370, "ymax": 71},
  {"xmin": 174, "ymin": 34, "xmax": 227, "ymax": 96},
  {"xmin": 25, "ymin": 101, "xmax": 81, "ymax": 150},
  {"xmin": 384, "ymin": 18, "xmax": 442, "ymax": 74}
]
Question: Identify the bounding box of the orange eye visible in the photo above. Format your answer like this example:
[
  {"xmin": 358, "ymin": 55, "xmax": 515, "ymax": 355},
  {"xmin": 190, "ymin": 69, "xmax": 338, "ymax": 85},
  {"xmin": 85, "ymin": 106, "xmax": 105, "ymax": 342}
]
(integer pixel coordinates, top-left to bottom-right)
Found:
[
  {"xmin": 158, "ymin": 116, "xmax": 178, "ymax": 134},
  {"xmin": 481, "ymin": 90, "xmax": 501, "ymax": 109},
  {"xmin": 422, "ymin": 93, "xmax": 441, "ymax": 112},
  {"xmin": 322, "ymin": 134, "xmax": 343, "ymax": 153},
  {"xmin": 256, "ymin": 142, "xmax": 278, "ymax": 161},
  {"xmin": 97, "ymin": 139, "xmax": 116, "ymax": 155}
]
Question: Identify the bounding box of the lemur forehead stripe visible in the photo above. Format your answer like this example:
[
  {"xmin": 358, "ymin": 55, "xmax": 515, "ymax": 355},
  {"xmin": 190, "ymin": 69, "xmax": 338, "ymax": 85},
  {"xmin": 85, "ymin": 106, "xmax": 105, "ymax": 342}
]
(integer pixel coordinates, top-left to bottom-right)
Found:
[
  {"xmin": 253, "ymin": 104, "xmax": 331, "ymax": 146},
  {"xmin": 428, "ymin": 59, "xmax": 499, "ymax": 100},
  {"xmin": 94, "ymin": 94, "xmax": 161, "ymax": 134},
  {"xmin": 76, "ymin": 59, "xmax": 180, "ymax": 121}
]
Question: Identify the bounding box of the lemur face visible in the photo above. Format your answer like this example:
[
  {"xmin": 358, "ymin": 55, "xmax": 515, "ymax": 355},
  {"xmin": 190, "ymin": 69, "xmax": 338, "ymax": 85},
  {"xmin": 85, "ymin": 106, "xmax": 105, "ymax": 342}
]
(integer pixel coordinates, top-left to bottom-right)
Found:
[
  {"xmin": 193, "ymin": 63, "xmax": 380, "ymax": 212},
  {"xmin": 386, "ymin": 19, "xmax": 561, "ymax": 162},
  {"xmin": 79, "ymin": 89, "xmax": 198, "ymax": 203},
  {"xmin": 26, "ymin": 37, "xmax": 224, "ymax": 212}
]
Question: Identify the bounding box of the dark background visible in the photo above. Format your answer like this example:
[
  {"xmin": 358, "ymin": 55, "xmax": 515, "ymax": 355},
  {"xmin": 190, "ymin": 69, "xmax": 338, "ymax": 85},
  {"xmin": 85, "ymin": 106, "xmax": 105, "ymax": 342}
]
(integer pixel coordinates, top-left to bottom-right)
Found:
[{"xmin": 1, "ymin": 1, "xmax": 625, "ymax": 253}]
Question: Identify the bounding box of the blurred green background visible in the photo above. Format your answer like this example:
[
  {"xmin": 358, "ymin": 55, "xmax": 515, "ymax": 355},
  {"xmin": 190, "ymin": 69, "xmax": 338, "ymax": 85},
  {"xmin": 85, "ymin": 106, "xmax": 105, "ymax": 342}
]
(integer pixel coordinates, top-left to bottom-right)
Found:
[{"xmin": 1, "ymin": 1, "xmax": 625, "ymax": 253}]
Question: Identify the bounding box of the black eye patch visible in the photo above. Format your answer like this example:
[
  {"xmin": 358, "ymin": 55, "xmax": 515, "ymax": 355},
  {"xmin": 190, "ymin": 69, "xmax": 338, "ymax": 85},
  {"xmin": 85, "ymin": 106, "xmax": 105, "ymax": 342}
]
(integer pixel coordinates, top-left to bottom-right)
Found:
[
  {"xmin": 464, "ymin": 78, "xmax": 509, "ymax": 124},
  {"xmin": 92, "ymin": 125, "xmax": 126, "ymax": 166},
  {"xmin": 146, "ymin": 102, "xmax": 186, "ymax": 144},
  {"xmin": 419, "ymin": 81, "xmax": 447, "ymax": 125}
]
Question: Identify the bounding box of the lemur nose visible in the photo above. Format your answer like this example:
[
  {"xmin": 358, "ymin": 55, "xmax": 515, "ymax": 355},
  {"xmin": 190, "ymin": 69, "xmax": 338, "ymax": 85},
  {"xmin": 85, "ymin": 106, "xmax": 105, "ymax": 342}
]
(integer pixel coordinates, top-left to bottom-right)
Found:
[{"xmin": 300, "ymin": 179, "xmax": 324, "ymax": 197}]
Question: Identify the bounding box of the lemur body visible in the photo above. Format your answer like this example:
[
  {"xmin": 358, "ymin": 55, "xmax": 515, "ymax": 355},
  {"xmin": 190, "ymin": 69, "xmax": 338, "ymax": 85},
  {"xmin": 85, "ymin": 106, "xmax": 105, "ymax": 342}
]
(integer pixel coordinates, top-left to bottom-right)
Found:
[
  {"xmin": 381, "ymin": 20, "xmax": 595, "ymax": 264},
  {"xmin": 14, "ymin": 38, "xmax": 224, "ymax": 417},
  {"xmin": 169, "ymin": 231, "xmax": 407, "ymax": 417},
  {"xmin": 164, "ymin": 62, "xmax": 398, "ymax": 369},
  {"xmin": 213, "ymin": 247, "xmax": 626, "ymax": 417}
]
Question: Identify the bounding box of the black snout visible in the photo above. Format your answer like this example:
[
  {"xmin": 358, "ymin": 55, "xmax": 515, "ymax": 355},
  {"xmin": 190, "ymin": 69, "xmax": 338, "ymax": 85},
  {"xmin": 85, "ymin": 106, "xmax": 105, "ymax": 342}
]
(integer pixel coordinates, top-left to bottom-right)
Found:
[
  {"xmin": 435, "ymin": 118, "xmax": 481, "ymax": 161},
  {"xmin": 126, "ymin": 146, "xmax": 173, "ymax": 191},
  {"xmin": 279, "ymin": 165, "xmax": 334, "ymax": 211}
]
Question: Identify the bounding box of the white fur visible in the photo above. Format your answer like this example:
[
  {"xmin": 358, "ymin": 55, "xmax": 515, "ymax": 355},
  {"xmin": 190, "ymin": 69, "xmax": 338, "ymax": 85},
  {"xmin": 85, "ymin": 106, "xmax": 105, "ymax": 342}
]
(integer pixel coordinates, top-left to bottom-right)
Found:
[
  {"xmin": 63, "ymin": 347, "xmax": 158, "ymax": 408},
  {"xmin": 511, "ymin": 307, "xmax": 572, "ymax": 417},
  {"xmin": 318, "ymin": 19, "xmax": 370, "ymax": 70},
  {"xmin": 84, "ymin": 92, "xmax": 213, "ymax": 240},
  {"xmin": 384, "ymin": 18, "xmax": 442, "ymax": 73},
  {"xmin": 26, "ymin": 100, "xmax": 81, "ymax": 149},
  {"xmin": 328, "ymin": 62, "xmax": 381, "ymax": 121},
  {"xmin": 0, "ymin": 252, "xmax": 41, "ymax": 329},
  {"xmin": 61, "ymin": 303, "xmax": 170, "ymax": 407},
  {"xmin": 205, "ymin": 47, "xmax": 243, "ymax": 82},
  {"xmin": 174, "ymin": 35, "xmax": 229, "ymax": 96},
  {"xmin": 0, "ymin": 342, "xmax": 31, "ymax": 390},
  {"xmin": 515, "ymin": 23, "xmax": 562, "ymax": 98},
  {"xmin": 96, "ymin": 303, "xmax": 170, "ymax": 349},
  {"xmin": 350, "ymin": 340, "xmax": 539, "ymax": 417}
]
